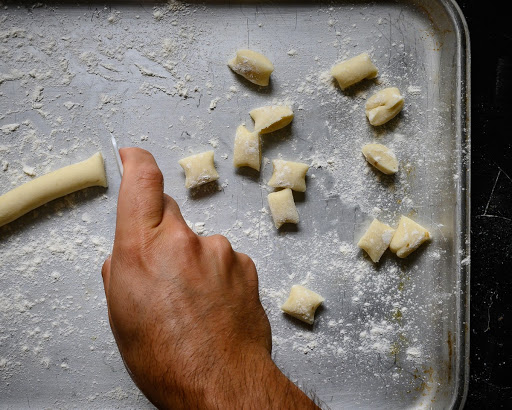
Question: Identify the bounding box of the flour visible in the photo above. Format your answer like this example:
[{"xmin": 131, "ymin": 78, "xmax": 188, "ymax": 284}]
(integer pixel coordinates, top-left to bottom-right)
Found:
[
  {"xmin": 63, "ymin": 101, "xmax": 76, "ymax": 110},
  {"xmin": 22, "ymin": 165, "xmax": 36, "ymax": 176},
  {"xmin": 208, "ymin": 97, "xmax": 220, "ymax": 111}
]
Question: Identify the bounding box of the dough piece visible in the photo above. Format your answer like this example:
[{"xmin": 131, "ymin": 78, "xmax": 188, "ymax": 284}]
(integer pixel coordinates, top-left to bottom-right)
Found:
[
  {"xmin": 178, "ymin": 151, "xmax": 219, "ymax": 189},
  {"xmin": 0, "ymin": 152, "xmax": 107, "ymax": 228},
  {"xmin": 389, "ymin": 216, "xmax": 431, "ymax": 258},
  {"xmin": 249, "ymin": 106, "xmax": 294, "ymax": 134},
  {"xmin": 228, "ymin": 49, "xmax": 274, "ymax": 86},
  {"xmin": 281, "ymin": 285, "xmax": 325, "ymax": 325},
  {"xmin": 268, "ymin": 159, "xmax": 309, "ymax": 192},
  {"xmin": 267, "ymin": 188, "xmax": 299, "ymax": 229},
  {"xmin": 330, "ymin": 53, "xmax": 378, "ymax": 90},
  {"xmin": 233, "ymin": 125, "xmax": 261, "ymax": 171},
  {"xmin": 357, "ymin": 219, "xmax": 395, "ymax": 263},
  {"xmin": 362, "ymin": 143, "xmax": 399, "ymax": 175},
  {"xmin": 365, "ymin": 87, "xmax": 404, "ymax": 126}
]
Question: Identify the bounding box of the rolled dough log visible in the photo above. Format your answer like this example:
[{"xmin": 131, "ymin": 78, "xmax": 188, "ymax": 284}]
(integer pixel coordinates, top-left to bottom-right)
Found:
[{"xmin": 0, "ymin": 152, "xmax": 107, "ymax": 228}]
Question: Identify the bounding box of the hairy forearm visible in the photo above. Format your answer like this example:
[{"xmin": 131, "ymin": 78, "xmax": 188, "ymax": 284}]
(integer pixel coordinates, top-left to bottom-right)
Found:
[
  {"xmin": 150, "ymin": 349, "xmax": 319, "ymax": 410},
  {"xmin": 209, "ymin": 350, "xmax": 319, "ymax": 410}
]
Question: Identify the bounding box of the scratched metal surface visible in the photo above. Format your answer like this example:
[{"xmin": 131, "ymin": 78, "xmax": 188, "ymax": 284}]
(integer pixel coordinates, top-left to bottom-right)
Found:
[{"xmin": 0, "ymin": 1, "xmax": 469, "ymax": 409}]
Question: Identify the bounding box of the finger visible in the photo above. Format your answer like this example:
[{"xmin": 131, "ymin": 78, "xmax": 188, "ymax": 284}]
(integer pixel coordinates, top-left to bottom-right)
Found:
[
  {"xmin": 101, "ymin": 255, "xmax": 112, "ymax": 298},
  {"xmin": 117, "ymin": 148, "xmax": 165, "ymax": 233}
]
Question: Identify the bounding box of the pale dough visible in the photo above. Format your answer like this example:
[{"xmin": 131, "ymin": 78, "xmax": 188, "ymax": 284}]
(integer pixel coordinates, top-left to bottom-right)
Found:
[
  {"xmin": 268, "ymin": 159, "xmax": 309, "ymax": 192},
  {"xmin": 178, "ymin": 151, "xmax": 219, "ymax": 189},
  {"xmin": 228, "ymin": 49, "xmax": 274, "ymax": 86},
  {"xmin": 267, "ymin": 188, "xmax": 299, "ymax": 229},
  {"xmin": 362, "ymin": 143, "xmax": 398, "ymax": 175},
  {"xmin": 0, "ymin": 152, "xmax": 107, "ymax": 228},
  {"xmin": 365, "ymin": 87, "xmax": 404, "ymax": 126},
  {"xmin": 249, "ymin": 105, "xmax": 294, "ymax": 134},
  {"xmin": 389, "ymin": 216, "xmax": 431, "ymax": 258},
  {"xmin": 357, "ymin": 219, "xmax": 395, "ymax": 263},
  {"xmin": 281, "ymin": 285, "xmax": 325, "ymax": 325},
  {"xmin": 233, "ymin": 125, "xmax": 261, "ymax": 171},
  {"xmin": 330, "ymin": 53, "xmax": 378, "ymax": 90}
]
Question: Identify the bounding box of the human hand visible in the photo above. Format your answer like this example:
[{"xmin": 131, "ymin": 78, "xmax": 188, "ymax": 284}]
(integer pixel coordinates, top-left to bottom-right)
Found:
[{"xmin": 101, "ymin": 148, "xmax": 318, "ymax": 409}]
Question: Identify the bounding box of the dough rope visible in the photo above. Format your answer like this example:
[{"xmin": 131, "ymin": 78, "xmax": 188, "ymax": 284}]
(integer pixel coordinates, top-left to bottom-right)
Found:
[{"xmin": 0, "ymin": 152, "xmax": 107, "ymax": 228}]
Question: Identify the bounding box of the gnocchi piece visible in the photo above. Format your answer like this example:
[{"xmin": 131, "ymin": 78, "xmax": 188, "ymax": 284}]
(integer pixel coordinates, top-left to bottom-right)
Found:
[
  {"xmin": 357, "ymin": 219, "xmax": 395, "ymax": 263},
  {"xmin": 249, "ymin": 105, "xmax": 294, "ymax": 134},
  {"xmin": 227, "ymin": 49, "xmax": 274, "ymax": 86},
  {"xmin": 389, "ymin": 216, "xmax": 431, "ymax": 258},
  {"xmin": 362, "ymin": 143, "xmax": 398, "ymax": 175},
  {"xmin": 268, "ymin": 159, "xmax": 309, "ymax": 192},
  {"xmin": 267, "ymin": 188, "xmax": 299, "ymax": 229},
  {"xmin": 330, "ymin": 53, "xmax": 378, "ymax": 90},
  {"xmin": 178, "ymin": 151, "xmax": 219, "ymax": 189},
  {"xmin": 281, "ymin": 285, "xmax": 325, "ymax": 325},
  {"xmin": 233, "ymin": 125, "xmax": 261, "ymax": 171},
  {"xmin": 365, "ymin": 87, "xmax": 404, "ymax": 126}
]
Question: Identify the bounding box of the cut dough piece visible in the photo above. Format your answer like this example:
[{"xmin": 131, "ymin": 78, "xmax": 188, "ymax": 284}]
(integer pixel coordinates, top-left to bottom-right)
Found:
[
  {"xmin": 362, "ymin": 143, "xmax": 398, "ymax": 175},
  {"xmin": 357, "ymin": 219, "xmax": 395, "ymax": 263},
  {"xmin": 0, "ymin": 152, "xmax": 107, "ymax": 228},
  {"xmin": 250, "ymin": 106, "xmax": 294, "ymax": 134},
  {"xmin": 233, "ymin": 125, "xmax": 261, "ymax": 171},
  {"xmin": 268, "ymin": 159, "xmax": 309, "ymax": 192},
  {"xmin": 267, "ymin": 188, "xmax": 299, "ymax": 229},
  {"xmin": 281, "ymin": 285, "xmax": 325, "ymax": 325},
  {"xmin": 178, "ymin": 151, "xmax": 219, "ymax": 189},
  {"xmin": 228, "ymin": 49, "xmax": 274, "ymax": 86},
  {"xmin": 330, "ymin": 53, "xmax": 378, "ymax": 90},
  {"xmin": 365, "ymin": 87, "xmax": 404, "ymax": 126},
  {"xmin": 389, "ymin": 216, "xmax": 431, "ymax": 258}
]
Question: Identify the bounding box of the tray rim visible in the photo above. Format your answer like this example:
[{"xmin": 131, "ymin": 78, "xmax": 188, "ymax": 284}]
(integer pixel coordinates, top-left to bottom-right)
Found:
[{"xmin": 440, "ymin": 0, "xmax": 471, "ymax": 409}]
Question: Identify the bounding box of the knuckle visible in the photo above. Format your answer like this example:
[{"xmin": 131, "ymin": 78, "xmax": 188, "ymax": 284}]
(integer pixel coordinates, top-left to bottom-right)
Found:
[
  {"xmin": 238, "ymin": 252, "xmax": 256, "ymax": 269},
  {"xmin": 237, "ymin": 252, "xmax": 258, "ymax": 281},
  {"xmin": 101, "ymin": 258, "xmax": 110, "ymax": 277},
  {"xmin": 173, "ymin": 226, "xmax": 201, "ymax": 250},
  {"xmin": 208, "ymin": 234, "xmax": 234, "ymax": 258}
]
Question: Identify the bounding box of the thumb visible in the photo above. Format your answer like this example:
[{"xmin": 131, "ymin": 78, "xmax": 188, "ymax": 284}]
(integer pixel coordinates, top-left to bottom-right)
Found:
[{"xmin": 116, "ymin": 148, "xmax": 165, "ymax": 238}]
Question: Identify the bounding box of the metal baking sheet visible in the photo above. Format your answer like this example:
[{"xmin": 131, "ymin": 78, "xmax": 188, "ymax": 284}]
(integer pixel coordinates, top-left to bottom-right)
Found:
[{"xmin": 0, "ymin": 1, "xmax": 470, "ymax": 408}]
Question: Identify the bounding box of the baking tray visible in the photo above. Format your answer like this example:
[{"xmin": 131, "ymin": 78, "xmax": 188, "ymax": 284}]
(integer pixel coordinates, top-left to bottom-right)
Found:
[{"xmin": 0, "ymin": 0, "xmax": 470, "ymax": 408}]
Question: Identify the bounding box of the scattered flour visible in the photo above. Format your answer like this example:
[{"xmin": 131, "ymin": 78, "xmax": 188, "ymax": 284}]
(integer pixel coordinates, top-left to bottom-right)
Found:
[{"xmin": 1, "ymin": 123, "xmax": 20, "ymax": 133}]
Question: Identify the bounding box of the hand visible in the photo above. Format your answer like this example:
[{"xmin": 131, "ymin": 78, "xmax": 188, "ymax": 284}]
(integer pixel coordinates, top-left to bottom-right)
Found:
[{"xmin": 101, "ymin": 148, "xmax": 319, "ymax": 409}]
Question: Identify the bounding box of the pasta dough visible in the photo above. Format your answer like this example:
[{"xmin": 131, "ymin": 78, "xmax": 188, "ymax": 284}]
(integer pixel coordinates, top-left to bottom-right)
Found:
[
  {"xmin": 362, "ymin": 143, "xmax": 398, "ymax": 175},
  {"xmin": 249, "ymin": 105, "xmax": 294, "ymax": 134},
  {"xmin": 0, "ymin": 152, "xmax": 107, "ymax": 228},
  {"xmin": 267, "ymin": 188, "xmax": 299, "ymax": 229},
  {"xmin": 178, "ymin": 151, "xmax": 219, "ymax": 189},
  {"xmin": 357, "ymin": 219, "xmax": 395, "ymax": 263},
  {"xmin": 389, "ymin": 216, "xmax": 431, "ymax": 258},
  {"xmin": 281, "ymin": 285, "xmax": 325, "ymax": 325},
  {"xmin": 268, "ymin": 159, "xmax": 309, "ymax": 192},
  {"xmin": 233, "ymin": 125, "xmax": 261, "ymax": 171},
  {"xmin": 330, "ymin": 53, "xmax": 378, "ymax": 90},
  {"xmin": 227, "ymin": 49, "xmax": 274, "ymax": 86},
  {"xmin": 365, "ymin": 87, "xmax": 404, "ymax": 126}
]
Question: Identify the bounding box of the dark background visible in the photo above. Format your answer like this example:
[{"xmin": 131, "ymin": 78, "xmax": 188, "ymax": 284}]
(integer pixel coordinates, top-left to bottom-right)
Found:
[{"xmin": 456, "ymin": 1, "xmax": 512, "ymax": 408}]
